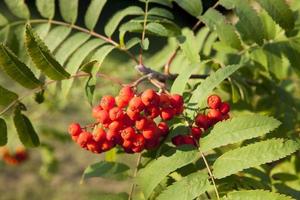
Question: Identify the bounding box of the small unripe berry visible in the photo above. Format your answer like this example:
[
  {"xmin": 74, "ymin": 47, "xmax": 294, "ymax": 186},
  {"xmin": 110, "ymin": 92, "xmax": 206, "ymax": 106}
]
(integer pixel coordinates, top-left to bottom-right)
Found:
[
  {"xmin": 160, "ymin": 108, "xmax": 174, "ymax": 121},
  {"xmin": 141, "ymin": 89, "xmax": 159, "ymax": 106},
  {"xmin": 100, "ymin": 95, "xmax": 115, "ymax": 110},
  {"xmin": 121, "ymin": 127, "xmax": 136, "ymax": 140},
  {"xmin": 158, "ymin": 122, "xmax": 169, "ymax": 136},
  {"xmin": 77, "ymin": 132, "xmax": 92, "ymax": 148},
  {"xmin": 191, "ymin": 127, "xmax": 202, "ymax": 140},
  {"xmin": 93, "ymin": 127, "xmax": 106, "ymax": 142},
  {"xmin": 170, "ymin": 94, "xmax": 184, "ymax": 108},
  {"xmin": 68, "ymin": 123, "xmax": 82, "ymax": 136},
  {"xmin": 128, "ymin": 97, "xmax": 145, "ymax": 112},
  {"xmin": 207, "ymin": 109, "xmax": 222, "ymax": 121},
  {"xmin": 207, "ymin": 95, "xmax": 222, "ymax": 109},
  {"xmin": 109, "ymin": 107, "xmax": 125, "ymax": 121},
  {"xmin": 219, "ymin": 102, "xmax": 230, "ymax": 114},
  {"xmin": 195, "ymin": 114, "xmax": 211, "ymax": 129},
  {"xmin": 119, "ymin": 86, "xmax": 134, "ymax": 102}
]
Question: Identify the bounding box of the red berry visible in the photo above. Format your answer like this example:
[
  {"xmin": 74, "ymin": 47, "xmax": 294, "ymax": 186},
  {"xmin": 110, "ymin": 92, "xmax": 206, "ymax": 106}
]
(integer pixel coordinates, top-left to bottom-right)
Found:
[
  {"xmin": 145, "ymin": 106, "xmax": 160, "ymax": 119},
  {"xmin": 174, "ymin": 105, "xmax": 184, "ymax": 115},
  {"xmin": 77, "ymin": 132, "xmax": 92, "ymax": 148},
  {"xmin": 170, "ymin": 94, "xmax": 184, "ymax": 108},
  {"xmin": 160, "ymin": 108, "xmax": 174, "ymax": 121},
  {"xmin": 92, "ymin": 105, "xmax": 102, "ymax": 118},
  {"xmin": 145, "ymin": 138, "xmax": 159, "ymax": 150},
  {"xmin": 68, "ymin": 123, "xmax": 82, "ymax": 136},
  {"xmin": 100, "ymin": 95, "xmax": 115, "ymax": 110},
  {"xmin": 219, "ymin": 102, "xmax": 230, "ymax": 114},
  {"xmin": 141, "ymin": 89, "xmax": 159, "ymax": 106},
  {"xmin": 128, "ymin": 97, "xmax": 145, "ymax": 112},
  {"xmin": 119, "ymin": 86, "xmax": 135, "ymax": 102},
  {"xmin": 123, "ymin": 114, "xmax": 135, "ymax": 126},
  {"xmin": 207, "ymin": 109, "xmax": 223, "ymax": 121},
  {"xmin": 132, "ymin": 146, "xmax": 143, "ymax": 153},
  {"xmin": 182, "ymin": 135, "xmax": 196, "ymax": 146},
  {"xmin": 106, "ymin": 130, "xmax": 120, "ymax": 142},
  {"xmin": 115, "ymin": 96, "xmax": 128, "ymax": 108},
  {"xmin": 71, "ymin": 135, "xmax": 79, "ymax": 142},
  {"xmin": 122, "ymin": 140, "xmax": 133, "ymax": 149},
  {"xmin": 109, "ymin": 121, "xmax": 123, "ymax": 132},
  {"xmin": 159, "ymin": 93, "xmax": 171, "ymax": 108},
  {"xmin": 121, "ymin": 127, "xmax": 136, "ymax": 140},
  {"xmin": 101, "ymin": 140, "xmax": 114, "ymax": 151},
  {"xmin": 191, "ymin": 127, "xmax": 202, "ymax": 140},
  {"xmin": 135, "ymin": 117, "xmax": 148, "ymax": 130},
  {"xmin": 109, "ymin": 107, "xmax": 125, "ymax": 121},
  {"xmin": 95, "ymin": 110, "xmax": 110, "ymax": 124},
  {"xmin": 222, "ymin": 113, "xmax": 230, "ymax": 121},
  {"xmin": 93, "ymin": 127, "xmax": 106, "ymax": 142},
  {"xmin": 126, "ymin": 108, "xmax": 141, "ymax": 121},
  {"xmin": 207, "ymin": 95, "xmax": 222, "ymax": 109},
  {"xmin": 87, "ymin": 140, "xmax": 101, "ymax": 153},
  {"xmin": 142, "ymin": 128, "xmax": 157, "ymax": 140},
  {"xmin": 133, "ymin": 134, "xmax": 145, "ymax": 148},
  {"xmin": 158, "ymin": 122, "xmax": 169, "ymax": 136},
  {"xmin": 195, "ymin": 114, "xmax": 211, "ymax": 129},
  {"xmin": 172, "ymin": 135, "xmax": 184, "ymax": 146}
]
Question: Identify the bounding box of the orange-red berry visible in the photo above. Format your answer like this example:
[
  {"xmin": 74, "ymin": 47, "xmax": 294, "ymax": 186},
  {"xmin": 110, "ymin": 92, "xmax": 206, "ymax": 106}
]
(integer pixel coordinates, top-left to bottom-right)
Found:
[
  {"xmin": 93, "ymin": 127, "xmax": 106, "ymax": 142},
  {"xmin": 119, "ymin": 86, "xmax": 134, "ymax": 102},
  {"xmin": 77, "ymin": 132, "xmax": 93, "ymax": 148},
  {"xmin": 170, "ymin": 94, "xmax": 183, "ymax": 108},
  {"xmin": 95, "ymin": 110, "xmax": 110, "ymax": 124},
  {"xmin": 109, "ymin": 107, "xmax": 125, "ymax": 121},
  {"xmin": 121, "ymin": 127, "xmax": 136, "ymax": 140},
  {"xmin": 158, "ymin": 122, "xmax": 169, "ymax": 135},
  {"xmin": 207, "ymin": 95, "xmax": 222, "ymax": 109},
  {"xmin": 68, "ymin": 123, "xmax": 82, "ymax": 136},
  {"xmin": 159, "ymin": 93, "xmax": 171, "ymax": 108},
  {"xmin": 195, "ymin": 114, "xmax": 211, "ymax": 129},
  {"xmin": 126, "ymin": 108, "xmax": 141, "ymax": 121},
  {"xmin": 128, "ymin": 97, "xmax": 145, "ymax": 112},
  {"xmin": 207, "ymin": 109, "xmax": 223, "ymax": 121},
  {"xmin": 219, "ymin": 102, "xmax": 230, "ymax": 114},
  {"xmin": 100, "ymin": 95, "xmax": 115, "ymax": 110},
  {"xmin": 141, "ymin": 89, "xmax": 159, "ymax": 106},
  {"xmin": 160, "ymin": 108, "xmax": 174, "ymax": 121}
]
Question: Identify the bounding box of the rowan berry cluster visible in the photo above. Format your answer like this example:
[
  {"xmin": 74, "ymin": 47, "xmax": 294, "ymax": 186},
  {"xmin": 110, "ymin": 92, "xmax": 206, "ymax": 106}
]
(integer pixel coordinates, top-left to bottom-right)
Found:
[
  {"xmin": 172, "ymin": 94, "xmax": 230, "ymax": 147},
  {"xmin": 0, "ymin": 147, "xmax": 28, "ymax": 165},
  {"xmin": 68, "ymin": 86, "xmax": 184, "ymax": 154}
]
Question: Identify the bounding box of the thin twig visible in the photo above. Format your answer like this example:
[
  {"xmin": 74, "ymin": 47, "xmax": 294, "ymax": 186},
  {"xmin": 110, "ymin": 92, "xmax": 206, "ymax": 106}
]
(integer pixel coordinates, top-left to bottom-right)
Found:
[
  {"xmin": 139, "ymin": 1, "xmax": 149, "ymax": 64},
  {"xmin": 128, "ymin": 153, "xmax": 142, "ymax": 200},
  {"xmin": 200, "ymin": 151, "xmax": 220, "ymax": 200}
]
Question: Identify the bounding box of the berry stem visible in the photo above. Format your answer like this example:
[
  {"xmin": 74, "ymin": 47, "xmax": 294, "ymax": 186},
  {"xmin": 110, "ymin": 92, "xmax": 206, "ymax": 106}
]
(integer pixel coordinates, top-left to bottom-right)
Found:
[
  {"xmin": 200, "ymin": 151, "xmax": 220, "ymax": 200},
  {"xmin": 128, "ymin": 153, "xmax": 142, "ymax": 200}
]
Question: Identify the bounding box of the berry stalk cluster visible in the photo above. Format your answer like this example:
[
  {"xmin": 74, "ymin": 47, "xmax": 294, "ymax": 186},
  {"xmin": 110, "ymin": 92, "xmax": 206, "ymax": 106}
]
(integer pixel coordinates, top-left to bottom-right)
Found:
[{"xmin": 68, "ymin": 87, "xmax": 184, "ymax": 154}]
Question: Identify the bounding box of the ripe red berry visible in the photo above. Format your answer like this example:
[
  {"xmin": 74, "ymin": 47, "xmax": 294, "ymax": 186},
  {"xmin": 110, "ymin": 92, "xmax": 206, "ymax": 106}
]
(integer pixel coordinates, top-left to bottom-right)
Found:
[
  {"xmin": 122, "ymin": 140, "xmax": 133, "ymax": 149},
  {"xmin": 121, "ymin": 127, "xmax": 136, "ymax": 140},
  {"xmin": 71, "ymin": 135, "xmax": 79, "ymax": 142},
  {"xmin": 123, "ymin": 114, "xmax": 135, "ymax": 126},
  {"xmin": 128, "ymin": 97, "xmax": 145, "ymax": 112},
  {"xmin": 142, "ymin": 128, "xmax": 157, "ymax": 140},
  {"xmin": 191, "ymin": 127, "xmax": 202, "ymax": 140},
  {"xmin": 174, "ymin": 105, "xmax": 184, "ymax": 115},
  {"xmin": 95, "ymin": 109, "xmax": 110, "ymax": 124},
  {"xmin": 87, "ymin": 140, "xmax": 101, "ymax": 153},
  {"xmin": 132, "ymin": 146, "xmax": 143, "ymax": 153},
  {"xmin": 160, "ymin": 108, "xmax": 174, "ymax": 121},
  {"xmin": 133, "ymin": 134, "xmax": 145, "ymax": 148},
  {"xmin": 77, "ymin": 132, "xmax": 93, "ymax": 148},
  {"xmin": 182, "ymin": 135, "xmax": 196, "ymax": 146},
  {"xmin": 135, "ymin": 117, "xmax": 148, "ymax": 130},
  {"xmin": 101, "ymin": 140, "xmax": 114, "ymax": 151},
  {"xmin": 159, "ymin": 93, "xmax": 171, "ymax": 108},
  {"xmin": 222, "ymin": 113, "xmax": 230, "ymax": 121},
  {"xmin": 207, "ymin": 95, "xmax": 222, "ymax": 109},
  {"xmin": 219, "ymin": 102, "xmax": 230, "ymax": 114},
  {"xmin": 172, "ymin": 135, "xmax": 184, "ymax": 146},
  {"xmin": 100, "ymin": 95, "xmax": 115, "ymax": 110},
  {"xmin": 126, "ymin": 108, "xmax": 141, "ymax": 121},
  {"xmin": 93, "ymin": 127, "xmax": 106, "ymax": 142},
  {"xmin": 109, "ymin": 121, "xmax": 123, "ymax": 132},
  {"xmin": 158, "ymin": 122, "xmax": 169, "ymax": 136},
  {"xmin": 119, "ymin": 86, "xmax": 134, "ymax": 102},
  {"xmin": 207, "ymin": 109, "xmax": 223, "ymax": 121},
  {"xmin": 195, "ymin": 114, "xmax": 211, "ymax": 129},
  {"xmin": 145, "ymin": 106, "xmax": 160, "ymax": 119},
  {"xmin": 115, "ymin": 96, "xmax": 128, "ymax": 108},
  {"xmin": 68, "ymin": 123, "xmax": 82, "ymax": 136},
  {"xmin": 141, "ymin": 89, "xmax": 159, "ymax": 106},
  {"xmin": 109, "ymin": 107, "xmax": 125, "ymax": 121},
  {"xmin": 92, "ymin": 105, "xmax": 102, "ymax": 118},
  {"xmin": 145, "ymin": 138, "xmax": 159, "ymax": 150},
  {"xmin": 170, "ymin": 94, "xmax": 184, "ymax": 108},
  {"xmin": 106, "ymin": 130, "xmax": 120, "ymax": 141}
]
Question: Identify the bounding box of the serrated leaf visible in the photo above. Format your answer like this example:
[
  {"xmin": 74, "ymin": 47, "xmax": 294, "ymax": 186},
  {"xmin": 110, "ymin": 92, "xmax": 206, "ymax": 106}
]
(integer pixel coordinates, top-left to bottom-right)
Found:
[
  {"xmin": 148, "ymin": 8, "xmax": 174, "ymax": 20},
  {"xmin": 0, "ymin": 44, "xmax": 42, "ymax": 89},
  {"xmin": 81, "ymin": 161, "xmax": 130, "ymax": 181},
  {"xmin": 0, "ymin": 14, "xmax": 8, "ymax": 27},
  {"xmin": 171, "ymin": 62, "xmax": 200, "ymax": 95},
  {"xmin": 25, "ymin": 25, "xmax": 70, "ymax": 80},
  {"xmin": 257, "ymin": 0, "xmax": 294, "ymax": 31},
  {"xmin": 188, "ymin": 64, "xmax": 243, "ymax": 109},
  {"xmin": 179, "ymin": 28, "xmax": 201, "ymax": 63},
  {"xmin": 173, "ymin": 0, "xmax": 202, "ymax": 17},
  {"xmin": 200, "ymin": 115, "xmax": 281, "ymax": 152},
  {"xmin": 59, "ymin": 0, "xmax": 78, "ymax": 24},
  {"xmin": 235, "ymin": 1, "xmax": 265, "ymax": 45},
  {"xmin": 44, "ymin": 26, "xmax": 72, "ymax": 52},
  {"xmin": 222, "ymin": 190, "xmax": 295, "ymax": 200},
  {"xmin": 156, "ymin": 171, "xmax": 211, "ymax": 200},
  {"xmin": 137, "ymin": 147, "xmax": 198, "ymax": 199},
  {"xmin": 146, "ymin": 22, "xmax": 169, "ymax": 37},
  {"xmin": 55, "ymin": 32, "xmax": 90, "ymax": 65},
  {"xmin": 4, "ymin": 0, "xmax": 30, "ymax": 19},
  {"xmin": 213, "ymin": 139, "xmax": 300, "ymax": 179},
  {"xmin": 90, "ymin": 45, "xmax": 115, "ymax": 76},
  {"xmin": 105, "ymin": 6, "xmax": 144, "ymax": 37},
  {"xmin": 0, "ymin": 118, "xmax": 7, "ymax": 146},
  {"xmin": 36, "ymin": 0, "xmax": 55, "ymax": 19},
  {"xmin": 13, "ymin": 112, "xmax": 40, "ymax": 148},
  {"xmin": 61, "ymin": 39, "xmax": 105, "ymax": 97},
  {"xmin": 85, "ymin": 0, "xmax": 107, "ymax": 30},
  {"xmin": 259, "ymin": 9, "xmax": 278, "ymax": 40},
  {"xmin": 0, "ymin": 84, "xmax": 18, "ymax": 109},
  {"xmin": 217, "ymin": 23, "xmax": 242, "ymax": 50}
]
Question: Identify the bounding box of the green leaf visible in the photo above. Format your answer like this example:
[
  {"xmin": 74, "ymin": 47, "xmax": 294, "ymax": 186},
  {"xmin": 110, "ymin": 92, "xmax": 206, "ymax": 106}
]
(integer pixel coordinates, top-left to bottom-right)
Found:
[
  {"xmin": 221, "ymin": 190, "xmax": 295, "ymax": 200},
  {"xmin": 105, "ymin": 148, "xmax": 117, "ymax": 162},
  {"xmin": 143, "ymin": 0, "xmax": 173, "ymax": 7},
  {"xmin": 44, "ymin": 26, "xmax": 72, "ymax": 52},
  {"xmin": 25, "ymin": 24, "xmax": 70, "ymax": 80},
  {"xmin": 36, "ymin": 0, "xmax": 55, "ymax": 19},
  {"xmin": 4, "ymin": 0, "xmax": 30, "ymax": 19},
  {"xmin": 13, "ymin": 112, "xmax": 40, "ymax": 148},
  {"xmin": 156, "ymin": 171, "xmax": 211, "ymax": 200},
  {"xmin": 235, "ymin": 1, "xmax": 265, "ymax": 45},
  {"xmin": 90, "ymin": 45, "xmax": 115, "ymax": 76},
  {"xmin": 0, "ymin": 118, "xmax": 7, "ymax": 146},
  {"xmin": 0, "ymin": 26, "xmax": 10, "ymax": 44},
  {"xmin": 257, "ymin": 0, "xmax": 294, "ymax": 31},
  {"xmin": 146, "ymin": 22, "xmax": 169, "ymax": 37},
  {"xmin": 141, "ymin": 38, "xmax": 149, "ymax": 50},
  {"xmin": 81, "ymin": 161, "xmax": 130, "ymax": 181},
  {"xmin": 59, "ymin": 0, "xmax": 78, "ymax": 24},
  {"xmin": 179, "ymin": 28, "xmax": 201, "ymax": 62},
  {"xmin": 61, "ymin": 39, "xmax": 105, "ymax": 97},
  {"xmin": 105, "ymin": 6, "xmax": 144, "ymax": 37},
  {"xmin": 173, "ymin": 0, "xmax": 203, "ymax": 17},
  {"xmin": 85, "ymin": 0, "xmax": 107, "ymax": 30},
  {"xmin": 148, "ymin": 8, "xmax": 174, "ymax": 20},
  {"xmin": 171, "ymin": 62, "xmax": 200, "ymax": 95},
  {"xmin": 137, "ymin": 147, "xmax": 198, "ymax": 199},
  {"xmin": 80, "ymin": 60, "xmax": 99, "ymax": 74},
  {"xmin": 0, "ymin": 14, "xmax": 8, "ymax": 27},
  {"xmin": 217, "ymin": 23, "xmax": 242, "ymax": 50},
  {"xmin": 84, "ymin": 76, "xmax": 96, "ymax": 106},
  {"xmin": 125, "ymin": 37, "xmax": 141, "ymax": 49},
  {"xmin": 0, "ymin": 84, "xmax": 18, "ymax": 109},
  {"xmin": 219, "ymin": 0, "xmax": 236, "ymax": 9},
  {"xmin": 55, "ymin": 32, "xmax": 90, "ymax": 65},
  {"xmin": 188, "ymin": 64, "xmax": 243, "ymax": 109},
  {"xmin": 0, "ymin": 44, "xmax": 42, "ymax": 89},
  {"xmin": 213, "ymin": 139, "xmax": 300, "ymax": 179},
  {"xmin": 200, "ymin": 115, "xmax": 281, "ymax": 152},
  {"xmin": 195, "ymin": 27, "xmax": 210, "ymax": 53}
]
